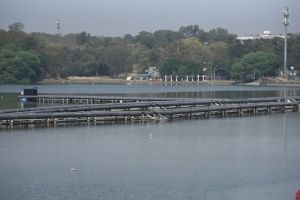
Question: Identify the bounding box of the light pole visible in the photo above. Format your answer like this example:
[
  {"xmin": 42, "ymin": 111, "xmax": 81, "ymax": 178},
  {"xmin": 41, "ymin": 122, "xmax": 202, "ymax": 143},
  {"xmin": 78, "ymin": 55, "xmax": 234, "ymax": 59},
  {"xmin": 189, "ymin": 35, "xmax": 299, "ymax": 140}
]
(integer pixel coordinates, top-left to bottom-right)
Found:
[{"xmin": 283, "ymin": 7, "xmax": 289, "ymax": 77}]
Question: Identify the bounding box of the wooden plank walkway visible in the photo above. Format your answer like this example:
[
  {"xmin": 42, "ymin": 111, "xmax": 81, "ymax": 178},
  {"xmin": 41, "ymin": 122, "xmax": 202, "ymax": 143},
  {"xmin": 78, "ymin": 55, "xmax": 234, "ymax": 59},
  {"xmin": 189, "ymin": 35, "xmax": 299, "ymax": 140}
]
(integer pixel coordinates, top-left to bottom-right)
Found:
[{"xmin": 0, "ymin": 95, "xmax": 299, "ymax": 128}]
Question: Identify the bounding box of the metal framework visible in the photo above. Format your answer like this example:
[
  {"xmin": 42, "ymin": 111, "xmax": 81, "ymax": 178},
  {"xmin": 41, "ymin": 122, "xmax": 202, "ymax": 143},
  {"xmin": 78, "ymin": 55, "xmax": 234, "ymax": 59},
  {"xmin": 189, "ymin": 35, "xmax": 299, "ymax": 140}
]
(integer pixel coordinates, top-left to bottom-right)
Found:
[
  {"xmin": 283, "ymin": 7, "xmax": 289, "ymax": 77},
  {"xmin": 57, "ymin": 19, "xmax": 61, "ymax": 35}
]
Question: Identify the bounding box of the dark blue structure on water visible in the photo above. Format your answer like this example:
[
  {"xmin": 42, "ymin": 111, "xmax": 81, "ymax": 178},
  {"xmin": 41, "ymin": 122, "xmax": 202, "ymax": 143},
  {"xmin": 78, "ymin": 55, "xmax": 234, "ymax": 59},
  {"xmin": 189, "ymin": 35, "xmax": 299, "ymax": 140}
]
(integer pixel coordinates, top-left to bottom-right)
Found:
[{"xmin": 20, "ymin": 88, "xmax": 38, "ymax": 102}]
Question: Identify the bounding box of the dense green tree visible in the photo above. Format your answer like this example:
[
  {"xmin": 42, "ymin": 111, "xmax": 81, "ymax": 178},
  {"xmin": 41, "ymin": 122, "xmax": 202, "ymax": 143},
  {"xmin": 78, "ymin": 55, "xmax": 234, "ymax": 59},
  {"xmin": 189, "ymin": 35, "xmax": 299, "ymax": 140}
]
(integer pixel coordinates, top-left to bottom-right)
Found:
[
  {"xmin": 207, "ymin": 28, "xmax": 236, "ymax": 44},
  {"xmin": 153, "ymin": 30, "xmax": 182, "ymax": 46},
  {"xmin": 123, "ymin": 34, "xmax": 134, "ymax": 42},
  {"xmin": 232, "ymin": 51, "xmax": 279, "ymax": 81},
  {"xmin": 160, "ymin": 59, "xmax": 204, "ymax": 77},
  {"xmin": 178, "ymin": 37, "xmax": 207, "ymax": 63},
  {"xmin": 22, "ymin": 35, "xmax": 39, "ymax": 50},
  {"xmin": 149, "ymin": 47, "xmax": 165, "ymax": 66},
  {"xmin": 134, "ymin": 31, "xmax": 154, "ymax": 49},
  {"xmin": 179, "ymin": 25, "xmax": 201, "ymax": 38},
  {"xmin": 76, "ymin": 32, "xmax": 91, "ymax": 45},
  {"xmin": 0, "ymin": 22, "xmax": 299, "ymax": 83},
  {"xmin": 8, "ymin": 22, "xmax": 25, "ymax": 32},
  {"xmin": 0, "ymin": 48, "xmax": 41, "ymax": 83},
  {"xmin": 207, "ymin": 42, "xmax": 231, "ymax": 77},
  {"xmin": 101, "ymin": 44, "xmax": 132, "ymax": 75},
  {"xmin": 128, "ymin": 43, "xmax": 149, "ymax": 67},
  {"xmin": 288, "ymin": 35, "xmax": 300, "ymax": 71}
]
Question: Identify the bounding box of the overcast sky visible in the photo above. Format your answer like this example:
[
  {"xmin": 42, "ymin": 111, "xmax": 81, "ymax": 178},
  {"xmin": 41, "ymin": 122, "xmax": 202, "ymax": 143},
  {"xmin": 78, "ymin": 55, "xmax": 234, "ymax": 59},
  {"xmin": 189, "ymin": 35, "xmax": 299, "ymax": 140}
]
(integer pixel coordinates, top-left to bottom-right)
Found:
[{"xmin": 0, "ymin": 0, "xmax": 299, "ymax": 36}]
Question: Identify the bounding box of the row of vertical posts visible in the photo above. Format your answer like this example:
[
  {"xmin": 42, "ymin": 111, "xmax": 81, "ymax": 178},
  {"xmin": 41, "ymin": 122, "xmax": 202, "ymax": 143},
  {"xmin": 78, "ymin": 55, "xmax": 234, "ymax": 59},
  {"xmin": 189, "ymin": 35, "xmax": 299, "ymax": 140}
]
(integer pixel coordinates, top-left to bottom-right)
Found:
[
  {"xmin": 1, "ymin": 103, "xmax": 299, "ymax": 128},
  {"xmin": 37, "ymin": 97, "xmax": 104, "ymax": 104},
  {"xmin": 164, "ymin": 75, "xmax": 208, "ymax": 82}
]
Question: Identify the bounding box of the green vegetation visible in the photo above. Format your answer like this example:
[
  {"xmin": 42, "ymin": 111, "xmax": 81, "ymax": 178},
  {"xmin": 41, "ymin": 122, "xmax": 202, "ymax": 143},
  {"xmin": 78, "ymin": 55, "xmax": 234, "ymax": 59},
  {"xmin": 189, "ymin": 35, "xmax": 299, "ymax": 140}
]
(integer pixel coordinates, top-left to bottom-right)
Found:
[
  {"xmin": 0, "ymin": 22, "xmax": 299, "ymax": 83},
  {"xmin": 0, "ymin": 46, "xmax": 42, "ymax": 83}
]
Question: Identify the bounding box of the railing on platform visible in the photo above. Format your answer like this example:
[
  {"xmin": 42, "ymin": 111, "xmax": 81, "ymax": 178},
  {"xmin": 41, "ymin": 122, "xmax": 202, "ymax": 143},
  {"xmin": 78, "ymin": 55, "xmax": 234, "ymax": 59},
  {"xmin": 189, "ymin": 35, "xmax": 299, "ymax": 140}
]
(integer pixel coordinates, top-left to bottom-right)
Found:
[{"xmin": 0, "ymin": 95, "xmax": 299, "ymax": 129}]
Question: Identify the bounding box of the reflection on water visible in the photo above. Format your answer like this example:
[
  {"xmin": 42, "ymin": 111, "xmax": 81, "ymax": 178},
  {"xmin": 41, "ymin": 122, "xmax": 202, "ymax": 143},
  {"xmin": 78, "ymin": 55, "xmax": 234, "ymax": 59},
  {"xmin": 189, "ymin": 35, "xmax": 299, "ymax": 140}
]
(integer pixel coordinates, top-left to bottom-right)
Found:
[
  {"xmin": 0, "ymin": 113, "xmax": 299, "ymax": 200},
  {"xmin": 152, "ymin": 89, "xmax": 300, "ymax": 99},
  {"xmin": 0, "ymin": 93, "xmax": 18, "ymax": 110},
  {"xmin": 0, "ymin": 84, "xmax": 300, "ymax": 94}
]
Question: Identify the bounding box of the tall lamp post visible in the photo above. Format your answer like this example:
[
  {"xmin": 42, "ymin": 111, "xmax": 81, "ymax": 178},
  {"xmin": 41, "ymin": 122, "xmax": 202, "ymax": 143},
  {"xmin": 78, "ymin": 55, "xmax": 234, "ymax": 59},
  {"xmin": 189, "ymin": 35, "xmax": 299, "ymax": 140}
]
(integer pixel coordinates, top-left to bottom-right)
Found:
[{"xmin": 283, "ymin": 7, "xmax": 289, "ymax": 77}]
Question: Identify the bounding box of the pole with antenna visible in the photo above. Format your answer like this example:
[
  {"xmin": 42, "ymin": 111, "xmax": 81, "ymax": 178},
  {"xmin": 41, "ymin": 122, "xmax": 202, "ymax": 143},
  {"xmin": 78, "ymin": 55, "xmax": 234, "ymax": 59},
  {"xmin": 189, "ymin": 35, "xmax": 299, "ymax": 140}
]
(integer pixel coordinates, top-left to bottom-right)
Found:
[
  {"xmin": 57, "ymin": 19, "xmax": 61, "ymax": 36},
  {"xmin": 283, "ymin": 7, "xmax": 289, "ymax": 78}
]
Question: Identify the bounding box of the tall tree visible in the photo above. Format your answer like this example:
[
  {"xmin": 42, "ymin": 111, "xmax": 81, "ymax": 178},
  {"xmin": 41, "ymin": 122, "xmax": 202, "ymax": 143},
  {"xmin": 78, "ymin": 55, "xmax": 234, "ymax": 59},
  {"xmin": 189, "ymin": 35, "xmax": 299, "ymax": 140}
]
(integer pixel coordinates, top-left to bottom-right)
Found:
[
  {"xmin": 179, "ymin": 25, "xmax": 201, "ymax": 38},
  {"xmin": 0, "ymin": 48, "xmax": 41, "ymax": 83},
  {"xmin": 8, "ymin": 22, "xmax": 25, "ymax": 32},
  {"xmin": 233, "ymin": 51, "xmax": 279, "ymax": 81}
]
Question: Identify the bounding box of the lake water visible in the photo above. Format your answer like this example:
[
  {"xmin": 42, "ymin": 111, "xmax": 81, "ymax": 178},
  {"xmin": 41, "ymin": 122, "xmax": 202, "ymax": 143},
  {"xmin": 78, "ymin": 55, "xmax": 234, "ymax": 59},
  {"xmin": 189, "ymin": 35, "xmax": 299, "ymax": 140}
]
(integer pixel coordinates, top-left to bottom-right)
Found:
[
  {"xmin": 1, "ymin": 84, "xmax": 300, "ymax": 109},
  {"xmin": 0, "ymin": 84, "xmax": 300, "ymax": 200}
]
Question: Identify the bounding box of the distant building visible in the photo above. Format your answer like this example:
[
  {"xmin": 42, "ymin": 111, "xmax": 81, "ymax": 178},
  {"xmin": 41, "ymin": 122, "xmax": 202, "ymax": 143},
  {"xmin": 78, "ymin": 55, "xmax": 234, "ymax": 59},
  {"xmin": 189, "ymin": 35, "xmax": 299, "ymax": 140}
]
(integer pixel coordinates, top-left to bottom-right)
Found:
[
  {"xmin": 237, "ymin": 31, "xmax": 276, "ymax": 44},
  {"xmin": 145, "ymin": 67, "xmax": 160, "ymax": 80},
  {"xmin": 126, "ymin": 66, "xmax": 161, "ymax": 81},
  {"xmin": 259, "ymin": 31, "xmax": 274, "ymax": 39},
  {"xmin": 236, "ymin": 35, "xmax": 255, "ymax": 43}
]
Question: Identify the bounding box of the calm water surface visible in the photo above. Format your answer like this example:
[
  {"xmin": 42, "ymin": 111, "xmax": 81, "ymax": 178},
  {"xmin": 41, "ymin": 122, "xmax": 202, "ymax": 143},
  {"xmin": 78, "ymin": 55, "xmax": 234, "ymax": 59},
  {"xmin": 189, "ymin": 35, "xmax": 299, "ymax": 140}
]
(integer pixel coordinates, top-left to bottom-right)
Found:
[
  {"xmin": 0, "ymin": 84, "xmax": 300, "ymax": 200},
  {"xmin": 1, "ymin": 84, "xmax": 300, "ymax": 109}
]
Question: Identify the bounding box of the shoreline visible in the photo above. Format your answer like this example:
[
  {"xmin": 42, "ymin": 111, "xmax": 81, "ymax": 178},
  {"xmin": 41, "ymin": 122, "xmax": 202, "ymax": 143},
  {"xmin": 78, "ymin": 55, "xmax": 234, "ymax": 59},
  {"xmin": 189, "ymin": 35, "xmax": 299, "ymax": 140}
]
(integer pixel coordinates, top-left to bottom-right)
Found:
[
  {"xmin": 38, "ymin": 77, "xmax": 300, "ymax": 87},
  {"xmin": 0, "ymin": 76, "xmax": 293, "ymax": 87},
  {"xmin": 38, "ymin": 76, "xmax": 235, "ymax": 85}
]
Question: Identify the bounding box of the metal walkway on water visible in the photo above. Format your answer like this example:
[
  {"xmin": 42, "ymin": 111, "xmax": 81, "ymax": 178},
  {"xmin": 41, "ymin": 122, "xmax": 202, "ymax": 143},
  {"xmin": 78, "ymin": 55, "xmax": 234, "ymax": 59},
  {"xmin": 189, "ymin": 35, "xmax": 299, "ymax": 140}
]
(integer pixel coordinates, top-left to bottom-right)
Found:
[{"xmin": 0, "ymin": 95, "xmax": 299, "ymax": 129}]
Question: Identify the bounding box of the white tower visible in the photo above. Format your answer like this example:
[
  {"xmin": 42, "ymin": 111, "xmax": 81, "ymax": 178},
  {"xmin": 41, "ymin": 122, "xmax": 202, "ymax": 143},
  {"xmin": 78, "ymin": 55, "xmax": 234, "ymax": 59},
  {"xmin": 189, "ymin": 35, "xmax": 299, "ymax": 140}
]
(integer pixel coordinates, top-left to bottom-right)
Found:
[{"xmin": 283, "ymin": 7, "xmax": 289, "ymax": 77}]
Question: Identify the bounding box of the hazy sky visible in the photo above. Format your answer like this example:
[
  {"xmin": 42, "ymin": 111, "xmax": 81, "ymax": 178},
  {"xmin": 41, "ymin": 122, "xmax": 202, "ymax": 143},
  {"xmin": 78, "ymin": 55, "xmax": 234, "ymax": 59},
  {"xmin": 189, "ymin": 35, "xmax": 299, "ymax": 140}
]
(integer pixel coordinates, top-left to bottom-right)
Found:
[{"xmin": 0, "ymin": 0, "xmax": 299, "ymax": 36}]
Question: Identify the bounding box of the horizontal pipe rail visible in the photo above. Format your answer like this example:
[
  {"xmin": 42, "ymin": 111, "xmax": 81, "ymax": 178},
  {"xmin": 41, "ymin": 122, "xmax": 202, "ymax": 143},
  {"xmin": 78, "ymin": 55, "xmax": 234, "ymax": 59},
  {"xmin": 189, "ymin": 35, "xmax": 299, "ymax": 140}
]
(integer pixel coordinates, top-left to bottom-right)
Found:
[
  {"xmin": 0, "ymin": 102, "xmax": 298, "ymax": 121},
  {"xmin": 3, "ymin": 96, "xmax": 299, "ymax": 115},
  {"xmin": 1, "ymin": 95, "xmax": 299, "ymax": 128}
]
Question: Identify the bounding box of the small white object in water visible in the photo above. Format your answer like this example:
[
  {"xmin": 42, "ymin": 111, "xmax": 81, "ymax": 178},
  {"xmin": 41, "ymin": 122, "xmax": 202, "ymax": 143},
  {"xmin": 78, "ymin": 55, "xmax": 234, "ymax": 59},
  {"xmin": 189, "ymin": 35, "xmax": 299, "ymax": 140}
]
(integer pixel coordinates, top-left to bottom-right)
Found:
[
  {"xmin": 70, "ymin": 168, "xmax": 77, "ymax": 172},
  {"xmin": 149, "ymin": 132, "xmax": 152, "ymax": 139}
]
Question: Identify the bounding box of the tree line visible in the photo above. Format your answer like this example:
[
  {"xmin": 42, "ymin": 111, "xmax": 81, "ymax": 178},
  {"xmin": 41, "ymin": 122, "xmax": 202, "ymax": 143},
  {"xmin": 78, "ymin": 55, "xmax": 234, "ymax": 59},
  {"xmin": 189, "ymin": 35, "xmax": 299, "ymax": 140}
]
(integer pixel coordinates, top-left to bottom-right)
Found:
[{"xmin": 0, "ymin": 22, "xmax": 299, "ymax": 83}]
